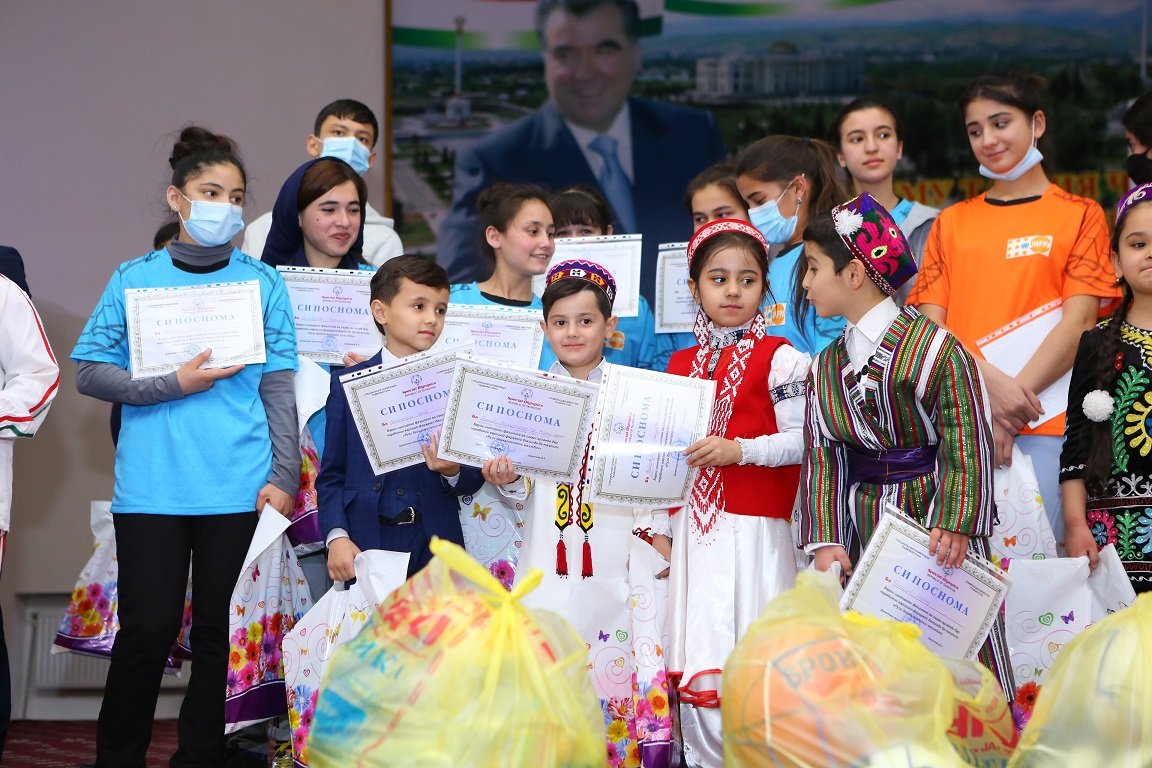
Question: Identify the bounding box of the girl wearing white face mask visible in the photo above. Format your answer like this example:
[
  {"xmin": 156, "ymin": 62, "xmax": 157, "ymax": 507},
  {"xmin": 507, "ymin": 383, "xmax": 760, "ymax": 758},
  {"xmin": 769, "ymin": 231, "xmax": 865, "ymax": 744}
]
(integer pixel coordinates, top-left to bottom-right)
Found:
[
  {"xmin": 72, "ymin": 126, "xmax": 299, "ymax": 767},
  {"xmin": 734, "ymin": 135, "xmax": 849, "ymax": 356},
  {"xmin": 908, "ymin": 73, "xmax": 1120, "ymax": 549}
]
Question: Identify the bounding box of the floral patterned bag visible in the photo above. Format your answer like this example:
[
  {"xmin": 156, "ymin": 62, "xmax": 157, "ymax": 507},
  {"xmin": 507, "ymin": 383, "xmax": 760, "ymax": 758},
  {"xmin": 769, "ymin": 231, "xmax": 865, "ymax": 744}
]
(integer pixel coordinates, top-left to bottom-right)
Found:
[{"xmin": 223, "ymin": 508, "xmax": 312, "ymax": 733}]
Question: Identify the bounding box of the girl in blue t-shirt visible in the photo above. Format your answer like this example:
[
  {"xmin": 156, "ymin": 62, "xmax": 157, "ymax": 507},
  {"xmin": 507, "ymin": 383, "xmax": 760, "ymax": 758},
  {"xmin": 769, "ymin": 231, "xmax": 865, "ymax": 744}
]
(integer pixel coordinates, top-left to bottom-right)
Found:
[
  {"xmin": 735, "ymin": 135, "xmax": 848, "ymax": 355},
  {"xmin": 448, "ymin": 181, "xmax": 553, "ymax": 315},
  {"xmin": 71, "ymin": 126, "xmax": 298, "ymax": 766},
  {"xmin": 260, "ymin": 156, "xmax": 374, "ymax": 600},
  {"xmin": 544, "ymin": 185, "xmax": 675, "ymax": 371}
]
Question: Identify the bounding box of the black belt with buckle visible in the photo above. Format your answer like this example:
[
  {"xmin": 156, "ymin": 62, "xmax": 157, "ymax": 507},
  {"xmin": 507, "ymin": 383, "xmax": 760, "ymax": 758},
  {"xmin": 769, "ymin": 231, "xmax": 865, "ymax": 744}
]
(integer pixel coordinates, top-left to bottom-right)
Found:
[{"xmin": 380, "ymin": 506, "xmax": 418, "ymax": 526}]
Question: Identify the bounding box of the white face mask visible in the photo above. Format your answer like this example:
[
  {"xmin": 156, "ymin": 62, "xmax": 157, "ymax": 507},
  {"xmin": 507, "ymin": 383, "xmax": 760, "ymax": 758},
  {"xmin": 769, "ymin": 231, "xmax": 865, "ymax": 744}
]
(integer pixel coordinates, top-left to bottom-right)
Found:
[
  {"xmin": 178, "ymin": 194, "xmax": 244, "ymax": 246},
  {"xmin": 979, "ymin": 118, "xmax": 1044, "ymax": 181}
]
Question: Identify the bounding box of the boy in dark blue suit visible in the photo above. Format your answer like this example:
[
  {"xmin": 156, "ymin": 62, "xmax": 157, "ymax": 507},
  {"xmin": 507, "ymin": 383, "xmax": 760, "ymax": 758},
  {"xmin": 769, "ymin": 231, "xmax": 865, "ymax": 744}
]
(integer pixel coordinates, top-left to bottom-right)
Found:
[{"xmin": 317, "ymin": 255, "xmax": 486, "ymax": 580}]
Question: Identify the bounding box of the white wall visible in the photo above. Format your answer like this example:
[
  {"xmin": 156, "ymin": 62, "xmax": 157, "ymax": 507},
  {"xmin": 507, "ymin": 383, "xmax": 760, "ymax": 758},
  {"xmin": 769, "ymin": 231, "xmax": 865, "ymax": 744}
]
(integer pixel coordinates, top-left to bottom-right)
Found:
[{"xmin": 0, "ymin": 0, "xmax": 386, "ymax": 717}]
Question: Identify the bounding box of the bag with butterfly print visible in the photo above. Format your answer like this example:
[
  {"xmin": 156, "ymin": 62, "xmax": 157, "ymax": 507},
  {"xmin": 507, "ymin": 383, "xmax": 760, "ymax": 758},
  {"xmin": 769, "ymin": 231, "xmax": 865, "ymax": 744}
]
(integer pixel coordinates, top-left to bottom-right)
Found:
[
  {"xmin": 989, "ymin": 446, "xmax": 1058, "ymax": 570},
  {"xmin": 222, "ymin": 506, "xmax": 312, "ymax": 734},
  {"xmin": 282, "ymin": 548, "xmax": 410, "ymax": 767}
]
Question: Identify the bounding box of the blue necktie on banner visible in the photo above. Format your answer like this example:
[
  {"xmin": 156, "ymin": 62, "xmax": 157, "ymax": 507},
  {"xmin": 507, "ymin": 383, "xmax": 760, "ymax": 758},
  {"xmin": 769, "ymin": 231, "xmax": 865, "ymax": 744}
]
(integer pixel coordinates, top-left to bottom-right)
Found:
[{"xmin": 588, "ymin": 134, "xmax": 637, "ymax": 233}]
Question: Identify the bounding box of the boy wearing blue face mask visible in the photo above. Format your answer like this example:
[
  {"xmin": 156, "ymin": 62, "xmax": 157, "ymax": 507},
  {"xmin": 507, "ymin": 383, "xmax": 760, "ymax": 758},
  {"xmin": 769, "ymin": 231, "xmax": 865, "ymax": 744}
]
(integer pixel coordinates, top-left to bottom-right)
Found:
[{"xmin": 242, "ymin": 99, "xmax": 404, "ymax": 267}]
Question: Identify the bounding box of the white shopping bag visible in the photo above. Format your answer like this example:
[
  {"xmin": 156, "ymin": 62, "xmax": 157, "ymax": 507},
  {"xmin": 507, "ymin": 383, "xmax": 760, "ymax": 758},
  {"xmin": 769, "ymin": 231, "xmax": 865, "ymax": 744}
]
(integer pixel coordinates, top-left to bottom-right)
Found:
[
  {"xmin": 282, "ymin": 549, "xmax": 409, "ymax": 766},
  {"xmin": 1004, "ymin": 556, "xmax": 1091, "ymax": 692},
  {"xmin": 1087, "ymin": 544, "xmax": 1138, "ymax": 622},
  {"xmin": 990, "ymin": 446, "xmax": 1058, "ymax": 568}
]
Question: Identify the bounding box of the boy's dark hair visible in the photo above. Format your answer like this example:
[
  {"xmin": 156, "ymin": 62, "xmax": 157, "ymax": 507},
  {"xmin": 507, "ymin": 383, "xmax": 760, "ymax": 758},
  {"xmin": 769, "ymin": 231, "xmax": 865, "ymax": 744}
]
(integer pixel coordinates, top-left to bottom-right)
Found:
[
  {"xmin": 536, "ymin": 0, "xmax": 640, "ymax": 42},
  {"xmin": 153, "ymin": 220, "xmax": 180, "ymax": 250},
  {"xmin": 792, "ymin": 212, "xmax": 859, "ymax": 321},
  {"xmin": 369, "ymin": 255, "xmax": 450, "ymax": 333},
  {"xmin": 549, "ymin": 185, "xmax": 613, "ymax": 233},
  {"xmin": 542, "ymin": 278, "xmax": 612, "ymax": 320},
  {"xmin": 314, "ymin": 99, "xmax": 379, "ymax": 148},
  {"xmin": 688, "ymin": 231, "xmax": 769, "ymax": 302},
  {"xmin": 1123, "ymin": 91, "xmax": 1152, "ymax": 150},
  {"xmin": 169, "ymin": 125, "xmax": 247, "ymax": 189}
]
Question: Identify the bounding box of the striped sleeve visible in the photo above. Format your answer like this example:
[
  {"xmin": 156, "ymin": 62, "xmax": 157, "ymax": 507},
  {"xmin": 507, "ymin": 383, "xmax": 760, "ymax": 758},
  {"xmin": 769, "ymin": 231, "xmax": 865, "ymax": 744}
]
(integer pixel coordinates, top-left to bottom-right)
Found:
[
  {"xmin": 926, "ymin": 336, "xmax": 995, "ymax": 536},
  {"xmin": 0, "ymin": 277, "xmax": 59, "ymax": 438},
  {"xmin": 798, "ymin": 362, "xmax": 848, "ymax": 546}
]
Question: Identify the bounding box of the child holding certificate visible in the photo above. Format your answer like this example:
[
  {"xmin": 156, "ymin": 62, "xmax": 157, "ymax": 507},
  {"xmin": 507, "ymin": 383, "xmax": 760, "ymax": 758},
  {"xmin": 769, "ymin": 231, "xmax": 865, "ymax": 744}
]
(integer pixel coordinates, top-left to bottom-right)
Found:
[
  {"xmin": 1061, "ymin": 183, "xmax": 1152, "ymax": 593},
  {"xmin": 513, "ymin": 258, "xmax": 675, "ymax": 767},
  {"xmin": 544, "ymin": 185, "xmax": 671, "ymax": 372},
  {"xmin": 797, "ymin": 193, "xmax": 1013, "ymax": 695},
  {"xmin": 664, "ymin": 219, "xmax": 809, "ymax": 767},
  {"xmin": 318, "ymin": 255, "xmax": 500, "ymax": 581},
  {"xmin": 72, "ymin": 126, "xmax": 299, "ymax": 766}
]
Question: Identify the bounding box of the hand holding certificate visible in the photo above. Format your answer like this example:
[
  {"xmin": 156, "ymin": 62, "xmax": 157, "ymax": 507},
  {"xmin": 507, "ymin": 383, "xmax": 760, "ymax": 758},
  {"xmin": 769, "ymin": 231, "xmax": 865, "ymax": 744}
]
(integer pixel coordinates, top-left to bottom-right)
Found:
[
  {"xmin": 436, "ymin": 360, "xmax": 600, "ymax": 483},
  {"xmin": 341, "ymin": 344, "xmax": 473, "ymax": 475},
  {"xmin": 277, "ymin": 266, "xmax": 381, "ymax": 364},
  {"xmin": 840, "ymin": 507, "xmax": 1010, "ymax": 660},
  {"xmin": 126, "ymin": 281, "xmax": 266, "ymax": 378},
  {"xmin": 587, "ymin": 365, "xmax": 715, "ymax": 507}
]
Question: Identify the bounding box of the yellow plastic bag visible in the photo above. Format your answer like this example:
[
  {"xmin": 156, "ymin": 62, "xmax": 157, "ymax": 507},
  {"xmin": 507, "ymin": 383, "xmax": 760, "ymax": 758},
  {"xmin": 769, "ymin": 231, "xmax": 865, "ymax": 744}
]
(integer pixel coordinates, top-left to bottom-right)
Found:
[
  {"xmin": 942, "ymin": 658, "xmax": 1017, "ymax": 768},
  {"xmin": 1008, "ymin": 593, "xmax": 1152, "ymax": 768},
  {"xmin": 722, "ymin": 572, "xmax": 965, "ymax": 768},
  {"xmin": 306, "ymin": 537, "xmax": 604, "ymax": 768}
]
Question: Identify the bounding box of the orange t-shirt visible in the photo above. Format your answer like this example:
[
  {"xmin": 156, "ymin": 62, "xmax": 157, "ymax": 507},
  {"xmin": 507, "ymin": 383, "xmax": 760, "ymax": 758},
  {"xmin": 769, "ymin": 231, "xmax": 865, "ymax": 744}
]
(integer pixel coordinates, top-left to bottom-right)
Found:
[{"xmin": 907, "ymin": 184, "xmax": 1119, "ymax": 435}]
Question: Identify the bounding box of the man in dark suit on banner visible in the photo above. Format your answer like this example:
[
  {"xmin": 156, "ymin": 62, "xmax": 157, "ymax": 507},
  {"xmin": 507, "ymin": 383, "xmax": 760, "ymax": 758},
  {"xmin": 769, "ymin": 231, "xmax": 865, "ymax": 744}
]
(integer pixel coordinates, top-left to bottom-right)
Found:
[{"xmin": 436, "ymin": 0, "xmax": 727, "ymax": 304}]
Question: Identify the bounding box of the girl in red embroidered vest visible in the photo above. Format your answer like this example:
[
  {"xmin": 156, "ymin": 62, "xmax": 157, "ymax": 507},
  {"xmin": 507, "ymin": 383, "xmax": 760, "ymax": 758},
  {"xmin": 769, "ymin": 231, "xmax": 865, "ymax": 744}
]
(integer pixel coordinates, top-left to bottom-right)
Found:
[{"xmin": 664, "ymin": 220, "xmax": 809, "ymax": 767}]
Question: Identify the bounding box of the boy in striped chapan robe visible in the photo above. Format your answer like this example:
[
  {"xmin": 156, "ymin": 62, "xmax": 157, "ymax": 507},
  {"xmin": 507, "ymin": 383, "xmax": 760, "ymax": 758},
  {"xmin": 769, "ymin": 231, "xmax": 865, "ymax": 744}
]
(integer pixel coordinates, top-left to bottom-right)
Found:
[{"xmin": 795, "ymin": 193, "xmax": 1014, "ymax": 698}]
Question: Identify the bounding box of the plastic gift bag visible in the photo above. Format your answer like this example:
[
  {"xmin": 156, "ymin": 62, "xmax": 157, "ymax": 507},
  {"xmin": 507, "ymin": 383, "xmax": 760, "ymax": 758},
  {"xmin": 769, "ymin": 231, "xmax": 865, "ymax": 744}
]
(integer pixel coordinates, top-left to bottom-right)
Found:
[
  {"xmin": 224, "ymin": 507, "xmax": 312, "ymax": 733},
  {"xmin": 943, "ymin": 658, "xmax": 1018, "ymax": 768},
  {"xmin": 307, "ymin": 538, "xmax": 604, "ymax": 768},
  {"xmin": 722, "ymin": 571, "xmax": 966, "ymax": 768},
  {"xmin": 1008, "ymin": 593, "xmax": 1152, "ymax": 767},
  {"xmin": 990, "ymin": 447, "xmax": 1058, "ymax": 569},
  {"xmin": 458, "ymin": 481, "xmax": 528, "ymax": 590},
  {"xmin": 1003, "ymin": 546, "xmax": 1137, "ymax": 730},
  {"xmin": 53, "ymin": 501, "xmax": 183, "ymax": 671},
  {"xmin": 283, "ymin": 549, "xmax": 410, "ymax": 767}
]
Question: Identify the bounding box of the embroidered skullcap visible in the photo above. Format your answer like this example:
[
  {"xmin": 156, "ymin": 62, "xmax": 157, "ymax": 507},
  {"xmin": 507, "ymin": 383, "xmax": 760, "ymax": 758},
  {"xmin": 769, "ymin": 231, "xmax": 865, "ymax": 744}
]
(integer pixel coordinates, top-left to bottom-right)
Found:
[
  {"xmin": 1117, "ymin": 182, "xmax": 1152, "ymax": 228},
  {"xmin": 545, "ymin": 259, "xmax": 616, "ymax": 305},
  {"xmin": 830, "ymin": 192, "xmax": 917, "ymax": 296},
  {"xmin": 686, "ymin": 218, "xmax": 768, "ymax": 266}
]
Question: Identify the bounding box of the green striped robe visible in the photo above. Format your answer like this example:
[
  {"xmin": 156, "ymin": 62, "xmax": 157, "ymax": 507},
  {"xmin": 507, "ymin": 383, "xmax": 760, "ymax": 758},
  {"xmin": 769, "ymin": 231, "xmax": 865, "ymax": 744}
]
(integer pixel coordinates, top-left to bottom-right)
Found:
[{"xmin": 799, "ymin": 306, "xmax": 995, "ymax": 549}]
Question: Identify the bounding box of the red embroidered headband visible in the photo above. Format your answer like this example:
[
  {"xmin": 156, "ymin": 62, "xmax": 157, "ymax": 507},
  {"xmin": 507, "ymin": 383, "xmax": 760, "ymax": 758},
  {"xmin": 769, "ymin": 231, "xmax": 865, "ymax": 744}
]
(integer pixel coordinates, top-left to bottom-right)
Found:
[
  {"xmin": 686, "ymin": 218, "xmax": 768, "ymax": 266},
  {"xmin": 545, "ymin": 259, "xmax": 617, "ymax": 305}
]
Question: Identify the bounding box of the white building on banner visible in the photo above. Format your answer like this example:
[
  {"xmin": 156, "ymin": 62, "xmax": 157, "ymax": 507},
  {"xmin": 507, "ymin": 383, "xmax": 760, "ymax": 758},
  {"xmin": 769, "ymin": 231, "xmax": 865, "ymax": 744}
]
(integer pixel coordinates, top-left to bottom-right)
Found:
[{"xmin": 695, "ymin": 44, "xmax": 862, "ymax": 100}]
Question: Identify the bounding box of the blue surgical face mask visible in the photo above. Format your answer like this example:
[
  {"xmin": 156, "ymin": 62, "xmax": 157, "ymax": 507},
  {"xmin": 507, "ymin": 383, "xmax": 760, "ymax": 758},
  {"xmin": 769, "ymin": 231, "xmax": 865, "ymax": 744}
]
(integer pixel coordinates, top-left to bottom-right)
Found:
[
  {"xmin": 747, "ymin": 178, "xmax": 800, "ymax": 244},
  {"xmin": 979, "ymin": 118, "xmax": 1044, "ymax": 182},
  {"xmin": 178, "ymin": 194, "xmax": 244, "ymax": 247},
  {"xmin": 321, "ymin": 136, "xmax": 372, "ymax": 175}
]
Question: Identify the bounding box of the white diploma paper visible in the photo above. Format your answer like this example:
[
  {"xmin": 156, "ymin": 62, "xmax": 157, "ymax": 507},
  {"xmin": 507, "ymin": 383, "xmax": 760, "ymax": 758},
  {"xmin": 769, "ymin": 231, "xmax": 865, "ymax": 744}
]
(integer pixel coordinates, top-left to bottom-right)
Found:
[
  {"xmin": 277, "ymin": 266, "xmax": 381, "ymax": 364},
  {"xmin": 976, "ymin": 300, "xmax": 1068, "ymax": 428},
  {"xmin": 654, "ymin": 242, "xmax": 696, "ymax": 333},
  {"xmin": 531, "ymin": 234, "xmax": 642, "ymax": 317},
  {"xmin": 340, "ymin": 344, "xmax": 473, "ymax": 475},
  {"xmin": 587, "ymin": 365, "xmax": 715, "ymax": 507},
  {"xmin": 431, "ymin": 304, "xmax": 544, "ymax": 368},
  {"xmin": 840, "ymin": 506, "xmax": 1010, "ymax": 660},
  {"xmin": 126, "ymin": 281, "xmax": 265, "ymax": 378},
  {"xmin": 437, "ymin": 360, "xmax": 600, "ymax": 483}
]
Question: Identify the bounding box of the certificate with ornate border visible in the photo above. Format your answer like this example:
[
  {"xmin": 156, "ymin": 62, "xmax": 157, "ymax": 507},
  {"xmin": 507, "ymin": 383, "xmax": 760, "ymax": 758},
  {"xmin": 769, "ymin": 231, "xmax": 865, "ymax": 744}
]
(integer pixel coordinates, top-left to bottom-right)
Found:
[
  {"xmin": 126, "ymin": 280, "xmax": 265, "ymax": 379},
  {"xmin": 277, "ymin": 266, "xmax": 381, "ymax": 364},
  {"xmin": 587, "ymin": 365, "xmax": 714, "ymax": 507},
  {"xmin": 431, "ymin": 304, "xmax": 544, "ymax": 367},
  {"xmin": 437, "ymin": 360, "xmax": 599, "ymax": 482},
  {"xmin": 654, "ymin": 242, "xmax": 696, "ymax": 333},
  {"xmin": 340, "ymin": 344, "xmax": 473, "ymax": 475},
  {"xmin": 530, "ymin": 234, "xmax": 642, "ymax": 317},
  {"xmin": 840, "ymin": 506, "xmax": 1010, "ymax": 660}
]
